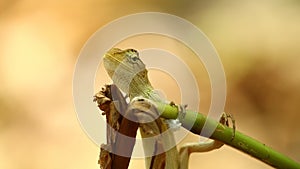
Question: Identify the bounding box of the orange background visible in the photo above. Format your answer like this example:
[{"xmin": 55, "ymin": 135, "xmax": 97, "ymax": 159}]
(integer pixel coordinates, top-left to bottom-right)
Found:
[{"xmin": 1, "ymin": 1, "xmax": 300, "ymax": 168}]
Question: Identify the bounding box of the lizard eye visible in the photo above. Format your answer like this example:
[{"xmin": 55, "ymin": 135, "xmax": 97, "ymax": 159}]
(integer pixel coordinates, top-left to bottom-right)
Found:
[
  {"xmin": 126, "ymin": 49, "xmax": 140, "ymax": 63},
  {"xmin": 131, "ymin": 55, "xmax": 139, "ymax": 61}
]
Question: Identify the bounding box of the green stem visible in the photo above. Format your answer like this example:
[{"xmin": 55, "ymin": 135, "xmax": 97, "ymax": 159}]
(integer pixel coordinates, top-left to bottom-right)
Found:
[{"xmin": 157, "ymin": 103, "xmax": 300, "ymax": 169}]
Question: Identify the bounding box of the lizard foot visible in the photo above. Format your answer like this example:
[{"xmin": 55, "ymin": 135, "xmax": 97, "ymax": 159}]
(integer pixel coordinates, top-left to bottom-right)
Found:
[{"xmin": 219, "ymin": 112, "xmax": 236, "ymax": 141}]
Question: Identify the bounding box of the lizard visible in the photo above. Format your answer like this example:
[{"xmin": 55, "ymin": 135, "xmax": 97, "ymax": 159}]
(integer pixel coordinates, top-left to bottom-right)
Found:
[{"xmin": 102, "ymin": 48, "xmax": 230, "ymax": 169}]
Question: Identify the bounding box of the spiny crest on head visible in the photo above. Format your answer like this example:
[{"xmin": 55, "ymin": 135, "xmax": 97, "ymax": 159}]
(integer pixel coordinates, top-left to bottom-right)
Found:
[
  {"xmin": 107, "ymin": 48, "xmax": 138, "ymax": 58},
  {"xmin": 104, "ymin": 48, "xmax": 143, "ymax": 70},
  {"xmin": 103, "ymin": 48, "xmax": 151, "ymax": 96}
]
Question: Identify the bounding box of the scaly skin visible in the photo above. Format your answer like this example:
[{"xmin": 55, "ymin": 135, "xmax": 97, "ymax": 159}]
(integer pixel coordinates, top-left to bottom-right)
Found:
[{"xmin": 103, "ymin": 48, "xmax": 180, "ymax": 169}]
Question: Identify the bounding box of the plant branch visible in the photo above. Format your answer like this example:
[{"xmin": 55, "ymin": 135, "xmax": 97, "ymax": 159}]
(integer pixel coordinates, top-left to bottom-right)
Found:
[{"xmin": 156, "ymin": 102, "xmax": 300, "ymax": 169}]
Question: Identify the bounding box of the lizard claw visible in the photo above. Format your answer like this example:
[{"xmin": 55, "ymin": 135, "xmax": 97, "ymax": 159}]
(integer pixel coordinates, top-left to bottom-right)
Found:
[
  {"xmin": 220, "ymin": 112, "xmax": 236, "ymax": 141},
  {"xmin": 165, "ymin": 119, "xmax": 181, "ymax": 131}
]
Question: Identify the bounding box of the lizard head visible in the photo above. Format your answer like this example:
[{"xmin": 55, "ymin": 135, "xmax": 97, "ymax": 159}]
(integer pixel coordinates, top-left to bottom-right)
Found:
[
  {"xmin": 103, "ymin": 48, "xmax": 144, "ymax": 77},
  {"xmin": 103, "ymin": 48, "xmax": 152, "ymax": 97}
]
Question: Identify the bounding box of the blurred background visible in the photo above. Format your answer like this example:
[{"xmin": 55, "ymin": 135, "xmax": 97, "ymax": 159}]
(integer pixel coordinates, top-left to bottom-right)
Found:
[{"xmin": 1, "ymin": 0, "xmax": 300, "ymax": 168}]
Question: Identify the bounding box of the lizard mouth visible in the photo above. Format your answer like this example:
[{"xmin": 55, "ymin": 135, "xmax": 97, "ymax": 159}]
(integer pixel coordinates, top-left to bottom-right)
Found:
[
  {"xmin": 103, "ymin": 48, "xmax": 153, "ymax": 98},
  {"xmin": 103, "ymin": 48, "xmax": 145, "ymax": 78}
]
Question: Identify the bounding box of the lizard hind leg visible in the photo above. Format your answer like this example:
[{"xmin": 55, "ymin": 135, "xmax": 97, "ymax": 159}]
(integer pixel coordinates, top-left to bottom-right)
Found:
[
  {"xmin": 219, "ymin": 112, "xmax": 236, "ymax": 141},
  {"xmin": 178, "ymin": 112, "xmax": 235, "ymax": 169}
]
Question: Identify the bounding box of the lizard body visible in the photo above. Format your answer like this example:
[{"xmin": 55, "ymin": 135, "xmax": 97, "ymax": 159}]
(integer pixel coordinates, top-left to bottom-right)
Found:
[
  {"xmin": 103, "ymin": 48, "xmax": 180, "ymax": 169},
  {"xmin": 103, "ymin": 48, "xmax": 228, "ymax": 169}
]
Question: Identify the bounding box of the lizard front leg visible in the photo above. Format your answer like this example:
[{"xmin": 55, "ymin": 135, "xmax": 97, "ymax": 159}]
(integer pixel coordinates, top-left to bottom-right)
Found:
[
  {"xmin": 179, "ymin": 112, "xmax": 235, "ymax": 169},
  {"xmin": 130, "ymin": 97, "xmax": 180, "ymax": 169}
]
